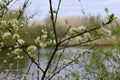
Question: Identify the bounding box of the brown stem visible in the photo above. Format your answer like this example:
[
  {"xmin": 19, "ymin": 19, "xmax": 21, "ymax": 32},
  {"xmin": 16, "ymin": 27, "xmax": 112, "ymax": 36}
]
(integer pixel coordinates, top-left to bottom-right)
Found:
[
  {"xmin": 49, "ymin": 0, "xmax": 58, "ymax": 44},
  {"xmin": 16, "ymin": 40, "xmax": 45, "ymax": 73},
  {"xmin": 0, "ymin": 0, "xmax": 13, "ymax": 10},
  {"xmin": 17, "ymin": 0, "xmax": 29, "ymax": 20},
  {"xmin": 41, "ymin": 0, "xmax": 62, "ymax": 79},
  {"xmin": 60, "ymin": 27, "xmax": 101, "ymax": 44},
  {"xmin": 58, "ymin": 37, "xmax": 100, "ymax": 50},
  {"xmin": 49, "ymin": 46, "xmax": 95, "ymax": 79},
  {"xmin": 41, "ymin": 44, "xmax": 59, "ymax": 80}
]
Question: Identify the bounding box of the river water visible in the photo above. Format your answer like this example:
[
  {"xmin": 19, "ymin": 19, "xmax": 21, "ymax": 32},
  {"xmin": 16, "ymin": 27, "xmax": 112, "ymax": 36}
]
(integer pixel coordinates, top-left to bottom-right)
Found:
[{"xmin": 0, "ymin": 47, "xmax": 120, "ymax": 80}]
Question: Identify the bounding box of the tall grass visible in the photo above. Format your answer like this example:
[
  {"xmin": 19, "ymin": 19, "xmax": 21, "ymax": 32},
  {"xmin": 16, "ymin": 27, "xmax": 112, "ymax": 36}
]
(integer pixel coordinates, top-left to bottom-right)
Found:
[
  {"xmin": 17, "ymin": 25, "xmax": 68, "ymax": 46},
  {"xmin": 3, "ymin": 15, "xmax": 120, "ymax": 47}
]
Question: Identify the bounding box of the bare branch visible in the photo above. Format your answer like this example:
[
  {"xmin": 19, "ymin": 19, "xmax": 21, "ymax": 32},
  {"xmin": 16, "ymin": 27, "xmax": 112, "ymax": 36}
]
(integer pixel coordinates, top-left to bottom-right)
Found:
[
  {"xmin": 0, "ymin": 0, "xmax": 13, "ymax": 10},
  {"xmin": 58, "ymin": 37, "xmax": 100, "ymax": 50},
  {"xmin": 60, "ymin": 27, "xmax": 101, "ymax": 44},
  {"xmin": 49, "ymin": 46, "xmax": 95, "ymax": 79},
  {"xmin": 17, "ymin": 0, "xmax": 29, "ymax": 20},
  {"xmin": 41, "ymin": 0, "xmax": 62, "ymax": 79},
  {"xmin": 49, "ymin": 0, "xmax": 58, "ymax": 44}
]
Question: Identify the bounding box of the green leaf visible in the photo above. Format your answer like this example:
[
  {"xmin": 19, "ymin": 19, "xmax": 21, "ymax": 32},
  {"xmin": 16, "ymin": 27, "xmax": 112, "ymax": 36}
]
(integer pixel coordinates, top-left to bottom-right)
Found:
[
  {"xmin": 74, "ymin": 58, "xmax": 79, "ymax": 64},
  {"xmin": 109, "ymin": 13, "xmax": 114, "ymax": 19},
  {"xmin": 108, "ymin": 13, "xmax": 117, "ymax": 21},
  {"xmin": 105, "ymin": 8, "xmax": 109, "ymax": 13},
  {"xmin": 85, "ymin": 66, "xmax": 90, "ymax": 72},
  {"xmin": 33, "ymin": 54, "xmax": 38, "ymax": 59},
  {"xmin": 75, "ymin": 78, "xmax": 79, "ymax": 80}
]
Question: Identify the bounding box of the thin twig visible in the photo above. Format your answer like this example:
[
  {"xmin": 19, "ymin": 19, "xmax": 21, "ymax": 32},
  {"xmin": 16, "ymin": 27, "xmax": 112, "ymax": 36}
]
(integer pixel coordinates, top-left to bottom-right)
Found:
[
  {"xmin": 58, "ymin": 37, "xmax": 100, "ymax": 50},
  {"xmin": 49, "ymin": 46, "xmax": 95, "ymax": 79},
  {"xmin": 16, "ymin": 40, "xmax": 45, "ymax": 73},
  {"xmin": 17, "ymin": 0, "xmax": 29, "ymax": 20},
  {"xmin": 54, "ymin": 0, "xmax": 61, "ymax": 25},
  {"xmin": 49, "ymin": 0, "xmax": 58, "ymax": 44},
  {"xmin": 41, "ymin": 0, "xmax": 62, "ymax": 79},
  {"xmin": 5, "ymin": 23, "xmax": 45, "ymax": 73},
  {"xmin": 59, "ymin": 26, "xmax": 71, "ymax": 42},
  {"xmin": 53, "ymin": 39, "xmax": 70, "ymax": 72},
  {"xmin": 60, "ymin": 27, "xmax": 101, "ymax": 44},
  {"xmin": 0, "ymin": 0, "xmax": 13, "ymax": 10},
  {"xmin": 26, "ymin": 62, "xmax": 33, "ymax": 74},
  {"xmin": 9, "ymin": 0, "xmax": 19, "ymax": 9}
]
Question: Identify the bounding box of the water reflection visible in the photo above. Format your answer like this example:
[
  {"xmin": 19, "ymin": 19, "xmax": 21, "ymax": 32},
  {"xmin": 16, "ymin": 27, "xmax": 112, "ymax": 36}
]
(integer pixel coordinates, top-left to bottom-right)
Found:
[
  {"xmin": 0, "ymin": 47, "xmax": 88, "ymax": 80},
  {"xmin": 0, "ymin": 48, "xmax": 29, "ymax": 79},
  {"xmin": 1, "ymin": 47, "xmax": 118, "ymax": 80}
]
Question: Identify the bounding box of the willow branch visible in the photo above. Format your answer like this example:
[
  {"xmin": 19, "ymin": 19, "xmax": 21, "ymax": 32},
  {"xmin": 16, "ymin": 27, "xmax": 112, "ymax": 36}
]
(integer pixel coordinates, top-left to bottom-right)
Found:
[
  {"xmin": 17, "ymin": 0, "xmax": 29, "ymax": 20},
  {"xmin": 53, "ymin": 39, "xmax": 70, "ymax": 72},
  {"xmin": 16, "ymin": 40, "xmax": 45, "ymax": 73},
  {"xmin": 60, "ymin": 26, "xmax": 101, "ymax": 45},
  {"xmin": 5, "ymin": 26, "xmax": 45, "ymax": 73},
  {"xmin": 59, "ymin": 26, "xmax": 71, "ymax": 42},
  {"xmin": 0, "ymin": 0, "xmax": 13, "ymax": 10},
  {"xmin": 49, "ymin": 46, "xmax": 95, "ymax": 79},
  {"xmin": 49, "ymin": 0, "xmax": 58, "ymax": 44},
  {"xmin": 41, "ymin": 0, "xmax": 62, "ymax": 79},
  {"xmin": 26, "ymin": 62, "xmax": 33, "ymax": 74},
  {"xmin": 58, "ymin": 37, "xmax": 100, "ymax": 50},
  {"xmin": 54, "ymin": 0, "xmax": 61, "ymax": 25}
]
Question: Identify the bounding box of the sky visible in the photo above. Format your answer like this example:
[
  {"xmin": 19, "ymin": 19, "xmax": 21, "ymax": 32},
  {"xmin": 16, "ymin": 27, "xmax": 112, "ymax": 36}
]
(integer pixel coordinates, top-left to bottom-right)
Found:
[{"xmin": 11, "ymin": 0, "xmax": 120, "ymax": 21}]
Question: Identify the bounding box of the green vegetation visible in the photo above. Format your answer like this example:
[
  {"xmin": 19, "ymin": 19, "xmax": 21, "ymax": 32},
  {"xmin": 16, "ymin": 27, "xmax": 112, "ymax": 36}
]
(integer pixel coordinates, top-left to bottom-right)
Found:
[{"xmin": 3, "ymin": 14, "xmax": 119, "ymax": 47}]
